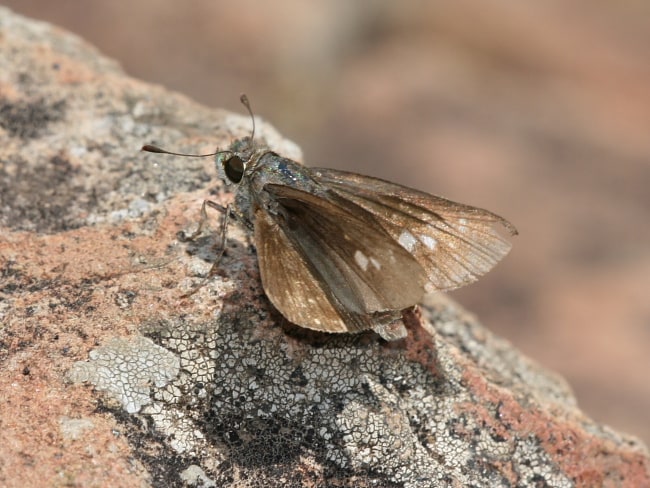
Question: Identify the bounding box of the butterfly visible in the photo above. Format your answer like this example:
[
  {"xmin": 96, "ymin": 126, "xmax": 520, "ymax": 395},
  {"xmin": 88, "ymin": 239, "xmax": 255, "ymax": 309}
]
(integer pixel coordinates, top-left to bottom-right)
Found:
[{"xmin": 143, "ymin": 95, "xmax": 517, "ymax": 340}]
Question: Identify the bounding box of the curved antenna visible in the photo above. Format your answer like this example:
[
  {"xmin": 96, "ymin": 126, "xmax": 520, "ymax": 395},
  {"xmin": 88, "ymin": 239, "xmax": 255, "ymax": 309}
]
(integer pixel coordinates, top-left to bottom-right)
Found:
[
  {"xmin": 239, "ymin": 93, "xmax": 255, "ymax": 141},
  {"xmin": 143, "ymin": 95, "xmax": 256, "ymax": 157},
  {"xmin": 141, "ymin": 144, "xmax": 231, "ymax": 158}
]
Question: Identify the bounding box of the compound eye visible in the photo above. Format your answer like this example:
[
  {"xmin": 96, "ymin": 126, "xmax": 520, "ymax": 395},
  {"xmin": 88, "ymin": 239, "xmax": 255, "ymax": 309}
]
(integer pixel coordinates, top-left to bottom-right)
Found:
[{"xmin": 224, "ymin": 155, "xmax": 244, "ymax": 183}]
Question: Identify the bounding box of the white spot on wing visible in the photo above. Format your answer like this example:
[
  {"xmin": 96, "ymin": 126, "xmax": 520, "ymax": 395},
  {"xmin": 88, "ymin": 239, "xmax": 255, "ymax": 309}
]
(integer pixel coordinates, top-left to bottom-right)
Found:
[
  {"xmin": 419, "ymin": 234, "xmax": 437, "ymax": 250},
  {"xmin": 354, "ymin": 250, "xmax": 369, "ymax": 271},
  {"xmin": 398, "ymin": 230, "xmax": 417, "ymax": 252},
  {"xmin": 370, "ymin": 257, "xmax": 381, "ymax": 270}
]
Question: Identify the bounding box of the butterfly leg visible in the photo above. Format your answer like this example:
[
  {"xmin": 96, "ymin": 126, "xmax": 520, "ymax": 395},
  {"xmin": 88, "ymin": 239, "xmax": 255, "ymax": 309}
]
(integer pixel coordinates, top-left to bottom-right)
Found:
[
  {"xmin": 206, "ymin": 201, "xmax": 253, "ymax": 253},
  {"xmin": 207, "ymin": 201, "xmax": 231, "ymax": 276},
  {"xmin": 180, "ymin": 200, "xmax": 231, "ymax": 297},
  {"xmin": 182, "ymin": 199, "xmax": 228, "ymax": 241}
]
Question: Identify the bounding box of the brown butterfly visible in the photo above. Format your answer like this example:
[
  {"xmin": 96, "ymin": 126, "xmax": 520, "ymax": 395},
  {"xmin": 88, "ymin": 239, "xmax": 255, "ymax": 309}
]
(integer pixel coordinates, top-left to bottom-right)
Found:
[{"xmin": 143, "ymin": 95, "xmax": 517, "ymax": 340}]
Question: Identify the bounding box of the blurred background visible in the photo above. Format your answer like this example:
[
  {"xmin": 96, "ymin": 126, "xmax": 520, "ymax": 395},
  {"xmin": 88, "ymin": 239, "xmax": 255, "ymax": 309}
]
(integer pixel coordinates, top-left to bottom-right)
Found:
[{"xmin": 6, "ymin": 1, "xmax": 649, "ymax": 445}]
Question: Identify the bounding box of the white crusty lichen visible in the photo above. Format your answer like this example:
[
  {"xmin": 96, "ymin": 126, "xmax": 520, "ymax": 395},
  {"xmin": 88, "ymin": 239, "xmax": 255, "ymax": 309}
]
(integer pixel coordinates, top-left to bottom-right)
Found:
[
  {"xmin": 66, "ymin": 299, "xmax": 579, "ymax": 487},
  {"xmin": 67, "ymin": 335, "xmax": 180, "ymax": 413}
]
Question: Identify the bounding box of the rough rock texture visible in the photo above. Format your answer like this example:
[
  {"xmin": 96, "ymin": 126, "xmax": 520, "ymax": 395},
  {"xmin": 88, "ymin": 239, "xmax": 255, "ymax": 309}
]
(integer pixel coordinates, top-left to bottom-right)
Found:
[{"xmin": 0, "ymin": 7, "xmax": 648, "ymax": 488}]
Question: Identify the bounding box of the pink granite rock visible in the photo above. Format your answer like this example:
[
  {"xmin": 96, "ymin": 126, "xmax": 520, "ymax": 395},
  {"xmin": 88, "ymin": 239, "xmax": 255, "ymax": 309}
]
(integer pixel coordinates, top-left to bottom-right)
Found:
[{"xmin": 0, "ymin": 7, "xmax": 648, "ymax": 488}]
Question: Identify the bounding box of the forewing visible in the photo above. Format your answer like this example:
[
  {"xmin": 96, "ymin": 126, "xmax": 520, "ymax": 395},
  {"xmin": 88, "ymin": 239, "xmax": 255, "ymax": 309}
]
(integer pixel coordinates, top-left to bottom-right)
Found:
[
  {"xmin": 263, "ymin": 184, "xmax": 428, "ymax": 314},
  {"xmin": 254, "ymin": 208, "xmax": 376, "ymax": 334},
  {"xmin": 312, "ymin": 168, "xmax": 517, "ymax": 291}
]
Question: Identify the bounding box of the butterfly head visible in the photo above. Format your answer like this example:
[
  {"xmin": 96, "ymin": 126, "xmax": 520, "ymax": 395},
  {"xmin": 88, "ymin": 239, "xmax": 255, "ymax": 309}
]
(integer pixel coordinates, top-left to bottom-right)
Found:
[
  {"xmin": 215, "ymin": 137, "xmax": 255, "ymax": 186},
  {"xmin": 216, "ymin": 139, "xmax": 276, "ymax": 190}
]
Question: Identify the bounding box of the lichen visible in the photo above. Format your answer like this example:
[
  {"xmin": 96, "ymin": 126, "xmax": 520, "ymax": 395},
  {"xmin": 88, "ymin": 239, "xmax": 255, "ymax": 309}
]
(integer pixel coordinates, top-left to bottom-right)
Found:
[{"xmin": 68, "ymin": 301, "xmax": 576, "ymax": 487}]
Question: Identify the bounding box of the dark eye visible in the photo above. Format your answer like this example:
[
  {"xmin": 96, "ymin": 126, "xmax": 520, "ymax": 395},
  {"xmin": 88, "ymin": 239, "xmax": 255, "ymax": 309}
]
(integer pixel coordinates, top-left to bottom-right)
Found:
[{"xmin": 224, "ymin": 155, "xmax": 244, "ymax": 183}]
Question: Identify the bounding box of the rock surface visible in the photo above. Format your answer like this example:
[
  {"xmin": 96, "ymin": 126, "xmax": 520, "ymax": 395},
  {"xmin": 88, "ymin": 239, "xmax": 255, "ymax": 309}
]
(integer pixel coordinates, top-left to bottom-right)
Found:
[{"xmin": 0, "ymin": 7, "xmax": 648, "ymax": 488}]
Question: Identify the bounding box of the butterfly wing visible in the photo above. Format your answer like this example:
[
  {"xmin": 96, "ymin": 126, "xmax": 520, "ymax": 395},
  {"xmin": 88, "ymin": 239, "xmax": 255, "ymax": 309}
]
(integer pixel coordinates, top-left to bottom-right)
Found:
[
  {"xmin": 311, "ymin": 168, "xmax": 517, "ymax": 291},
  {"xmin": 254, "ymin": 207, "xmax": 389, "ymax": 334},
  {"xmin": 261, "ymin": 184, "xmax": 428, "ymax": 315}
]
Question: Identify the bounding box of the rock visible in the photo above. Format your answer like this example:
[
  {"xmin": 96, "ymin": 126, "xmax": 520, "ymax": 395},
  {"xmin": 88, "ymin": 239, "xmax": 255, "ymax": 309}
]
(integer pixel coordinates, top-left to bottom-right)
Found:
[{"xmin": 0, "ymin": 7, "xmax": 648, "ymax": 488}]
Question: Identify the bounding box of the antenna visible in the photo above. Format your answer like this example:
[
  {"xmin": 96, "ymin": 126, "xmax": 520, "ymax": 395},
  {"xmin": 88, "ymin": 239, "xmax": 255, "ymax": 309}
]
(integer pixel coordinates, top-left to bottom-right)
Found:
[
  {"xmin": 141, "ymin": 145, "xmax": 231, "ymax": 158},
  {"xmin": 239, "ymin": 93, "xmax": 255, "ymax": 141},
  {"xmin": 142, "ymin": 95, "xmax": 257, "ymax": 156}
]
